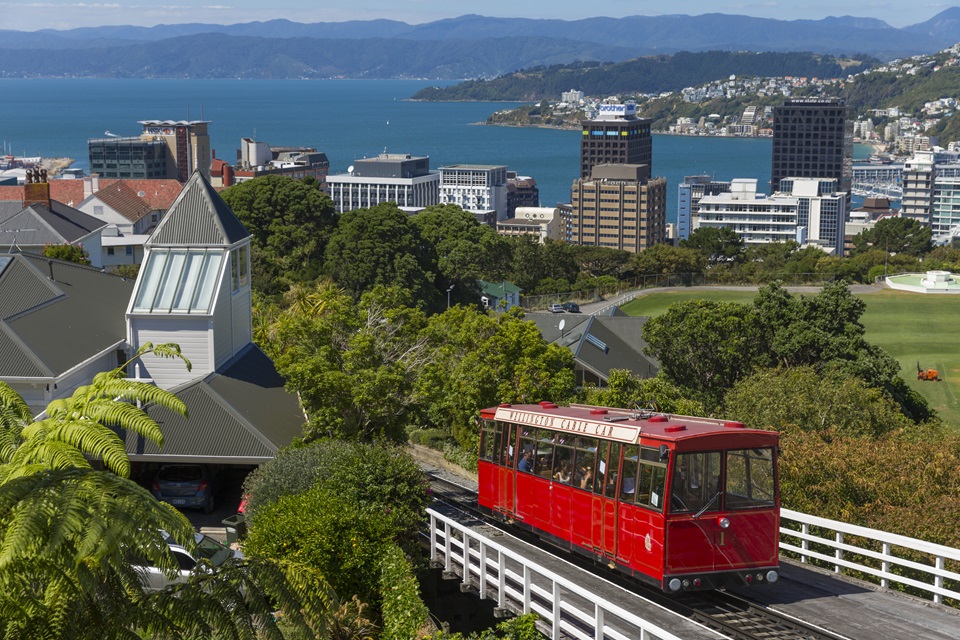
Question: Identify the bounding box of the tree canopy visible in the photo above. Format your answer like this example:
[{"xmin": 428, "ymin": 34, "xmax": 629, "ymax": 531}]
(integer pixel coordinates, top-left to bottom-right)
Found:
[{"xmin": 851, "ymin": 216, "xmax": 933, "ymax": 257}]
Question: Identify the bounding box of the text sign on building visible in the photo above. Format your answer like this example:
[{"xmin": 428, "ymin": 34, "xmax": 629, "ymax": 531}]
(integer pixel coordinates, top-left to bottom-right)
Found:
[
  {"xmin": 495, "ymin": 408, "xmax": 641, "ymax": 443},
  {"xmin": 597, "ymin": 103, "xmax": 637, "ymax": 119}
]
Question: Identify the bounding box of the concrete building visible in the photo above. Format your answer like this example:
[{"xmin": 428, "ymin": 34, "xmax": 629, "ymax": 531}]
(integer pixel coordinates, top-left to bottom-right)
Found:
[
  {"xmin": 211, "ymin": 138, "xmax": 329, "ymax": 187},
  {"xmin": 901, "ymin": 150, "xmax": 936, "ymax": 224},
  {"xmin": 438, "ymin": 164, "xmax": 508, "ymax": 225},
  {"xmin": 570, "ymin": 164, "xmax": 667, "ymax": 253},
  {"xmin": 932, "ymin": 177, "xmax": 960, "ymax": 240},
  {"xmin": 579, "ymin": 100, "xmax": 653, "ymax": 179},
  {"xmin": 695, "ymin": 177, "xmax": 848, "ymax": 255},
  {"xmin": 496, "ymin": 207, "xmax": 564, "ymax": 243},
  {"xmin": 677, "ymin": 176, "xmax": 731, "ymax": 241},
  {"xmin": 89, "ymin": 121, "xmax": 211, "ymax": 182},
  {"xmin": 771, "ymin": 98, "xmax": 853, "ymax": 194},
  {"xmin": 325, "ymin": 153, "xmax": 439, "ymax": 214},
  {"xmin": 506, "ymin": 172, "xmax": 540, "ymax": 216}
]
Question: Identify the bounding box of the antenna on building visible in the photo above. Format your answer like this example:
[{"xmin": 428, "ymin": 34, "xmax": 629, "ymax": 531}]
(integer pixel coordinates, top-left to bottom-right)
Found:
[{"xmin": 347, "ymin": 165, "xmax": 354, "ymax": 176}]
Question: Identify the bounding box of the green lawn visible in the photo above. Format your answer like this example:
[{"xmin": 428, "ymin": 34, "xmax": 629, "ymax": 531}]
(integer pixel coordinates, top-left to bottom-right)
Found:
[{"xmin": 621, "ymin": 288, "xmax": 960, "ymax": 427}]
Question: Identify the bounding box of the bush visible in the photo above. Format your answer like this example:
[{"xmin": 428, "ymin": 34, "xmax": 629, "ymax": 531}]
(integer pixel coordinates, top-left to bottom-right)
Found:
[
  {"xmin": 243, "ymin": 439, "xmax": 431, "ymax": 552},
  {"xmin": 245, "ymin": 485, "xmax": 394, "ymax": 607},
  {"xmin": 380, "ymin": 544, "xmax": 431, "ymax": 640},
  {"xmin": 409, "ymin": 428, "xmax": 453, "ymax": 450}
]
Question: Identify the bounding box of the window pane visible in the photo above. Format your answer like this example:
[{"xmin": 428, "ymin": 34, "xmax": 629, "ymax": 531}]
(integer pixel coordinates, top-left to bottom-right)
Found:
[
  {"xmin": 726, "ymin": 448, "xmax": 776, "ymax": 509},
  {"xmin": 153, "ymin": 250, "xmax": 187, "ymax": 311},
  {"xmin": 573, "ymin": 437, "xmax": 597, "ymax": 490},
  {"xmin": 191, "ymin": 252, "xmax": 223, "ymax": 312},
  {"xmin": 171, "ymin": 251, "xmax": 204, "ymax": 312},
  {"xmin": 621, "ymin": 445, "xmax": 638, "ymax": 502},
  {"xmin": 670, "ymin": 451, "xmax": 722, "ymax": 513},
  {"xmin": 132, "ymin": 250, "xmax": 168, "ymax": 312}
]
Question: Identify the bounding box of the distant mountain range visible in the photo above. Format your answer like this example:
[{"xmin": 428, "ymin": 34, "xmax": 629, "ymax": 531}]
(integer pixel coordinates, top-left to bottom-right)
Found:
[{"xmin": 2, "ymin": 10, "xmax": 960, "ymax": 80}]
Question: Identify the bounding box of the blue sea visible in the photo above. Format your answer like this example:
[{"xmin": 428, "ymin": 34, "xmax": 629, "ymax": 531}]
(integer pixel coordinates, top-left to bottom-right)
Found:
[{"xmin": 0, "ymin": 78, "xmax": 871, "ymax": 223}]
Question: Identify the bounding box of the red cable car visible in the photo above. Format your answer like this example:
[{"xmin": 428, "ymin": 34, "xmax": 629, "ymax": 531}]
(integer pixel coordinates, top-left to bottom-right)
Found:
[{"xmin": 477, "ymin": 402, "xmax": 780, "ymax": 592}]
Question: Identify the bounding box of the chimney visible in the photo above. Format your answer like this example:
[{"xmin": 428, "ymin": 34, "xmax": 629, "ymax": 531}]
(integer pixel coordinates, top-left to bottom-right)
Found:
[
  {"xmin": 23, "ymin": 167, "xmax": 51, "ymax": 208},
  {"xmin": 83, "ymin": 173, "xmax": 101, "ymax": 198}
]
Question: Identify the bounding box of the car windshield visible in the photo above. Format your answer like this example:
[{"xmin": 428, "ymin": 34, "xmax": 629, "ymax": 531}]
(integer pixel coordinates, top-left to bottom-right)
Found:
[
  {"xmin": 158, "ymin": 465, "xmax": 203, "ymax": 482},
  {"xmin": 193, "ymin": 534, "xmax": 233, "ymax": 567}
]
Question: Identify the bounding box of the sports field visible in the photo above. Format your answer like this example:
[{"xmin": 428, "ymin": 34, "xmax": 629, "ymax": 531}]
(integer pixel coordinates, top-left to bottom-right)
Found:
[{"xmin": 620, "ymin": 287, "xmax": 960, "ymax": 427}]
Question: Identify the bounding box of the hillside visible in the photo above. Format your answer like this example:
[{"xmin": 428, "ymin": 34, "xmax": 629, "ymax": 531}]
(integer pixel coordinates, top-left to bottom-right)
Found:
[
  {"xmin": 412, "ymin": 52, "xmax": 873, "ymax": 101},
  {"xmin": 1, "ymin": 10, "xmax": 960, "ymax": 80}
]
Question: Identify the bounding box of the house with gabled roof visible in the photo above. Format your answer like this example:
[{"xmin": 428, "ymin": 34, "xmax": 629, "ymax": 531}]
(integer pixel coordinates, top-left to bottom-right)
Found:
[
  {"xmin": 0, "ymin": 170, "xmax": 305, "ymax": 468},
  {"xmin": 0, "ymin": 173, "xmax": 107, "ymax": 265},
  {"xmin": 78, "ymin": 180, "xmax": 163, "ymax": 268}
]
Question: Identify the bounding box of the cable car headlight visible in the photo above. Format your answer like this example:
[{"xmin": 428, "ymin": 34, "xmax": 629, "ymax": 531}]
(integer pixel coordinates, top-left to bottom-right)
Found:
[
  {"xmin": 766, "ymin": 570, "xmax": 779, "ymax": 583},
  {"xmin": 668, "ymin": 578, "xmax": 682, "ymax": 592},
  {"xmin": 718, "ymin": 517, "xmax": 730, "ymax": 529}
]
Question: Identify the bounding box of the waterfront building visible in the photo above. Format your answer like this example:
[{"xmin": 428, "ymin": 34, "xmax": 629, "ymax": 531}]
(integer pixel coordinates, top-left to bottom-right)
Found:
[
  {"xmin": 496, "ymin": 207, "xmax": 564, "ymax": 243},
  {"xmin": 89, "ymin": 120, "xmax": 211, "ymax": 182},
  {"xmin": 211, "ymin": 138, "xmax": 329, "ymax": 187},
  {"xmin": 695, "ymin": 177, "xmax": 848, "ymax": 254},
  {"xmin": 771, "ymin": 98, "xmax": 853, "ymax": 195},
  {"xmin": 325, "ymin": 153, "xmax": 439, "ymax": 214},
  {"xmin": 570, "ymin": 164, "xmax": 667, "ymax": 253},
  {"xmin": 506, "ymin": 172, "xmax": 540, "ymax": 216},
  {"xmin": 677, "ymin": 176, "xmax": 731, "ymax": 241},
  {"xmin": 562, "ymin": 89, "xmax": 585, "ymax": 104},
  {"xmin": 931, "ymin": 177, "xmax": 960, "ymax": 240},
  {"xmin": 579, "ymin": 100, "xmax": 652, "ymax": 179},
  {"xmin": 438, "ymin": 164, "xmax": 508, "ymax": 225},
  {"xmin": 901, "ymin": 151, "xmax": 936, "ymax": 224}
]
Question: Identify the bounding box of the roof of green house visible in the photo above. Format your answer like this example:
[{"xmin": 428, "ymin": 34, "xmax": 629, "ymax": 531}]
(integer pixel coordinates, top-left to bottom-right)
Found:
[
  {"xmin": 0, "ymin": 253, "xmax": 132, "ymax": 377},
  {"xmin": 125, "ymin": 345, "xmax": 304, "ymax": 464},
  {"xmin": 148, "ymin": 171, "xmax": 249, "ymax": 247},
  {"xmin": 479, "ymin": 280, "xmax": 522, "ymax": 296}
]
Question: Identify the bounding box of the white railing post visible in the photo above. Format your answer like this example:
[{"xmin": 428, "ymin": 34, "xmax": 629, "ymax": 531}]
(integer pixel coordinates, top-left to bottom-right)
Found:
[
  {"xmin": 444, "ymin": 521, "xmax": 452, "ymax": 573},
  {"xmin": 801, "ymin": 522, "xmax": 809, "ymax": 563},
  {"xmin": 835, "ymin": 532, "xmax": 843, "ymax": 573},
  {"xmin": 523, "ymin": 565, "xmax": 532, "ymax": 614},
  {"xmin": 479, "ymin": 544, "xmax": 488, "ymax": 599},
  {"xmin": 881, "ymin": 542, "xmax": 891, "ymax": 589},
  {"xmin": 462, "ymin": 531, "xmax": 472, "ymax": 588},
  {"xmin": 594, "ymin": 602, "xmax": 604, "ymax": 640},
  {"xmin": 552, "ymin": 580, "xmax": 561, "ymax": 640},
  {"xmin": 429, "ymin": 513, "xmax": 438, "ymax": 562},
  {"xmin": 935, "ymin": 556, "xmax": 945, "ymax": 605},
  {"xmin": 498, "ymin": 551, "xmax": 507, "ymax": 610}
]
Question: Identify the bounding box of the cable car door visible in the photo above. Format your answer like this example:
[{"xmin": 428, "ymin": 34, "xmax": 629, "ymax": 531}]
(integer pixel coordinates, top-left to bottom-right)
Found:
[{"xmin": 591, "ymin": 442, "xmax": 619, "ymax": 558}]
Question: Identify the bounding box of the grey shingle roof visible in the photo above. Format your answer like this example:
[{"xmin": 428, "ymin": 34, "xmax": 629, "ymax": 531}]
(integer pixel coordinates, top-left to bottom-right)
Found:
[
  {"xmin": 0, "ymin": 202, "xmax": 106, "ymax": 246},
  {"xmin": 0, "ymin": 253, "xmax": 132, "ymax": 378},
  {"xmin": 126, "ymin": 345, "xmax": 304, "ymax": 464},
  {"xmin": 148, "ymin": 171, "xmax": 250, "ymax": 247}
]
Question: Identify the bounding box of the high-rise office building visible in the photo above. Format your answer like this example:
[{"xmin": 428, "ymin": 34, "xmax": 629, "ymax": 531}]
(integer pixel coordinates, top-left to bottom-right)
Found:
[
  {"xmin": 677, "ymin": 176, "xmax": 732, "ymax": 241},
  {"xmin": 570, "ymin": 164, "xmax": 666, "ymax": 253},
  {"xmin": 901, "ymin": 150, "xmax": 936, "ymax": 225},
  {"xmin": 771, "ymin": 98, "xmax": 853, "ymax": 194},
  {"xmin": 89, "ymin": 120, "xmax": 211, "ymax": 182},
  {"xmin": 438, "ymin": 164, "xmax": 508, "ymax": 225},
  {"xmin": 579, "ymin": 101, "xmax": 652, "ymax": 179}
]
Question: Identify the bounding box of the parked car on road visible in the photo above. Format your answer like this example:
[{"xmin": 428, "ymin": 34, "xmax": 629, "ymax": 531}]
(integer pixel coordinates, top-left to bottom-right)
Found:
[
  {"xmin": 134, "ymin": 531, "xmax": 243, "ymax": 591},
  {"xmin": 152, "ymin": 464, "xmax": 218, "ymax": 513},
  {"xmin": 561, "ymin": 301, "xmax": 580, "ymax": 313},
  {"xmin": 548, "ymin": 303, "xmax": 564, "ymax": 313}
]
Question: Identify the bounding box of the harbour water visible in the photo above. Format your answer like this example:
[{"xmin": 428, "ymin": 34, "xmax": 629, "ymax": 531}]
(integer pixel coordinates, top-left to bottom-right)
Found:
[{"xmin": 0, "ymin": 78, "xmax": 870, "ymax": 223}]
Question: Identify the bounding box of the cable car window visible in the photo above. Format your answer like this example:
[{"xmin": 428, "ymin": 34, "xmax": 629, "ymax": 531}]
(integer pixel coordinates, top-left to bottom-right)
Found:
[
  {"xmin": 553, "ymin": 435, "xmax": 575, "ymax": 484},
  {"xmin": 636, "ymin": 446, "xmax": 666, "ymax": 512},
  {"xmin": 602, "ymin": 443, "xmax": 621, "ymax": 499},
  {"xmin": 670, "ymin": 451, "xmax": 722, "ymax": 513},
  {"xmin": 591, "ymin": 442, "xmax": 610, "ymax": 494},
  {"xmin": 500, "ymin": 424, "xmax": 519, "ymax": 467},
  {"xmin": 620, "ymin": 445, "xmax": 638, "ymax": 502},
  {"xmin": 573, "ymin": 437, "xmax": 598, "ymax": 490},
  {"xmin": 725, "ymin": 448, "xmax": 776, "ymax": 509},
  {"xmin": 536, "ymin": 431, "xmax": 555, "ymax": 478},
  {"xmin": 479, "ymin": 421, "xmax": 500, "ymax": 462},
  {"xmin": 517, "ymin": 428, "xmax": 536, "ymax": 473}
]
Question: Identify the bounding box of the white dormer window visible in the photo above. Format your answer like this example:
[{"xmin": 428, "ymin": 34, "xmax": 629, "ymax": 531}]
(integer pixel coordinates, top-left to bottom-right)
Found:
[
  {"xmin": 132, "ymin": 248, "xmax": 224, "ymax": 313},
  {"xmin": 231, "ymin": 245, "xmax": 249, "ymax": 292}
]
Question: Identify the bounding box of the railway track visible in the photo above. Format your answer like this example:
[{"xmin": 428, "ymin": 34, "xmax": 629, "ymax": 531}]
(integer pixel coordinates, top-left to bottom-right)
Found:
[{"xmin": 425, "ymin": 471, "xmax": 849, "ymax": 640}]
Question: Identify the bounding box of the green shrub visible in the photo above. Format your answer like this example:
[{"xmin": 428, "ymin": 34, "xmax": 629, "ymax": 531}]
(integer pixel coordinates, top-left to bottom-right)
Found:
[
  {"xmin": 409, "ymin": 428, "xmax": 453, "ymax": 449},
  {"xmin": 245, "ymin": 485, "xmax": 394, "ymax": 607},
  {"xmin": 380, "ymin": 544, "xmax": 430, "ymax": 640}
]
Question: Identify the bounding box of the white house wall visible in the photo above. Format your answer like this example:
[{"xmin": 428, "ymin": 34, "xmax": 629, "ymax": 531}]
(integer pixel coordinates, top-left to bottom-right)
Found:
[
  {"xmin": 213, "ymin": 275, "xmax": 234, "ymax": 368},
  {"xmin": 129, "ymin": 316, "xmax": 213, "ymax": 389},
  {"xmin": 231, "ymin": 287, "xmax": 252, "ymax": 356}
]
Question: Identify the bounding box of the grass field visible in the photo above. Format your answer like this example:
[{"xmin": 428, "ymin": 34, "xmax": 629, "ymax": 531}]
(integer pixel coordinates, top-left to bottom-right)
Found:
[{"xmin": 620, "ymin": 288, "xmax": 960, "ymax": 427}]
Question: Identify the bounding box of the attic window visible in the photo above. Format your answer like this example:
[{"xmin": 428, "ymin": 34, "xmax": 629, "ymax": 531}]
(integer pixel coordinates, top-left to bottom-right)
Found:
[{"xmin": 132, "ymin": 248, "xmax": 223, "ymax": 314}]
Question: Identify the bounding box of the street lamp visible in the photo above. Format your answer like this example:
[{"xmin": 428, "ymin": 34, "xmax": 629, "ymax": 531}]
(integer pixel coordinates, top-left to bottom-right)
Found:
[{"xmin": 447, "ymin": 284, "xmax": 455, "ymax": 308}]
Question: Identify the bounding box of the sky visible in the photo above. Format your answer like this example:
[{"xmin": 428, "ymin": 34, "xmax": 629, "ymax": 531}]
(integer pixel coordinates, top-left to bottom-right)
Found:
[{"xmin": 0, "ymin": 1, "xmax": 952, "ymax": 32}]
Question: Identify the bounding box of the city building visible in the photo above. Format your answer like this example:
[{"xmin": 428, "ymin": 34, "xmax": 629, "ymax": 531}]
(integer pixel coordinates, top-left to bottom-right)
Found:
[
  {"xmin": 579, "ymin": 100, "xmax": 652, "ymax": 179},
  {"xmin": 326, "ymin": 153, "xmax": 439, "ymax": 214},
  {"xmin": 210, "ymin": 138, "xmax": 329, "ymax": 187},
  {"xmin": 506, "ymin": 172, "xmax": 540, "ymax": 216},
  {"xmin": 931, "ymin": 177, "xmax": 960, "ymax": 241},
  {"xmin": 438, "ymin": 164, "xmax": 508, "ymax": 225},
  {"xmin": 901, "ymin": 150, "xmax": 936, "ymax": 224},
  {"xmin": 695, "ymin": 177, "xmax": 848, "ymax": 255},
  {"xmin": 771, "ymin": 98, "xmax": 853, "ymax": 195},
  {"xmin": 496, "ymin": 207, "xmax": 564, "ymax": 243},
  {"xmin": 77, "ymin": 180, "xmax": 164, "ymax": 269},
  {"xmin": 570, "ymin": 164, "xmax": 667, "ymax": 253},
  {"xmin": 89, "ymin": 120, "xmax": 211, "ymax": 182},
  {"xmin": 677, "ymin": 176, "xmax": 731, "ymax": 241}
]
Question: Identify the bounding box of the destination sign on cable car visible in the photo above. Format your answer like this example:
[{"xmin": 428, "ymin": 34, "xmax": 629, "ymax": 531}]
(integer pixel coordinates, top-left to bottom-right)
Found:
[{"xmin": 494, "ymin": 407, "xmax": 641, "ymax": 443}]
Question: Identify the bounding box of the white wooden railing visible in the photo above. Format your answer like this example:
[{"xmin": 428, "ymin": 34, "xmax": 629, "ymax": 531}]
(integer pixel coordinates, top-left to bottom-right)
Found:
[
  {"xmin": 427, "ymin": 507, "xmax": 705, "ymax": 640},
  {"xmin": 780, "ymin": 508, "xmax": 960, "ymax": 605}
]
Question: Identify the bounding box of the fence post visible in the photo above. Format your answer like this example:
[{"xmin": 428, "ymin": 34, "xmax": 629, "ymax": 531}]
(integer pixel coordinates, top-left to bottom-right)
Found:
[
  {"xmin": 801, "ymin": 523, "xmax": 809, "ymax": 563},
  {"xmin": 881, "ymin": 542, "xmax": 891, "ymax": 589},
  {"xmin": 935, "ymin": 556, "xmax": 945, "ymax": 605},
  {"xmin": 835, "ymin": 532, "xmax": 843, "ymax": 573}
]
